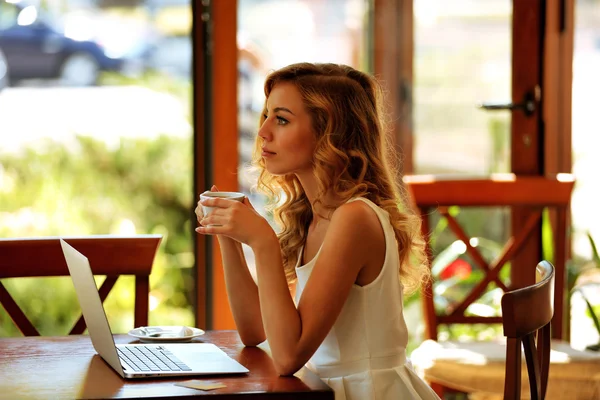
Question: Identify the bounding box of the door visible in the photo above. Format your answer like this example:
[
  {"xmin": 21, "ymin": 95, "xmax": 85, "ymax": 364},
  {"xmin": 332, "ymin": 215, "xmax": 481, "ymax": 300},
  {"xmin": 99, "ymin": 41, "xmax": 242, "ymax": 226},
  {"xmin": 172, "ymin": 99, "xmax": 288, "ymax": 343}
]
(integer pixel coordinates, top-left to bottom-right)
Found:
[{"xmin": 401, "ymin": 0, "xmax": 573, "ymax": 338}]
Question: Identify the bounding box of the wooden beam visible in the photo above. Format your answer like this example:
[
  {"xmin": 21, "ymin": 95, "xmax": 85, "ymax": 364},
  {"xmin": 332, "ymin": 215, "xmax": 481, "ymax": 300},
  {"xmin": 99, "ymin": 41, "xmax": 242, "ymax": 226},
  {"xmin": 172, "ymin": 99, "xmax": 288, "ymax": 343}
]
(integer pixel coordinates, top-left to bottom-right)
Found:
[
  {"xmin": 210, "ymin": 0, "xmax": 238, "ymax": 330},
  {"xmin": 403, "ymin": 174, "xmax": 574, "ymax": 207}
]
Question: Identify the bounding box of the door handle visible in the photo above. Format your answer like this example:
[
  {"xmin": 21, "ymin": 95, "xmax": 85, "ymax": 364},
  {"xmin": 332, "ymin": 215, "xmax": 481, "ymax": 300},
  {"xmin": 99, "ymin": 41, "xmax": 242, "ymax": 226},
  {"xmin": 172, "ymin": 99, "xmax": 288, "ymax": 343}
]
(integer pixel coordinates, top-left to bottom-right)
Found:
[{"xmin": 479, "ymin": 87, "xmax": 540, "ymax": 117}]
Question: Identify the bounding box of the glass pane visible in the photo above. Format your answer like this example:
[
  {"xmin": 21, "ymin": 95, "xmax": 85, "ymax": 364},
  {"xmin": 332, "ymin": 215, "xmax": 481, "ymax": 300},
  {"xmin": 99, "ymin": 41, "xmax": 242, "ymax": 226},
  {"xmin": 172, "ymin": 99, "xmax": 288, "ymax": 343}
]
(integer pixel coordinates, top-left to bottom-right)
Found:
[
  {"xmin": 0, "ymin": 0, "xmax": 193, "ymax": 335},
  {"xmin": 412, "ymin": 2, "xmax": 513, "ymax": 343},
  {"xmin": 237, "ymin": 0, "xmax": 371, "ymax": 272},
  {"xmin": 413, "ymin": 1, "xmax": 512, "ymax": 174},
  {"xmin": 570, "ymin": 0, "xmax": 600, "ymax": 351}
]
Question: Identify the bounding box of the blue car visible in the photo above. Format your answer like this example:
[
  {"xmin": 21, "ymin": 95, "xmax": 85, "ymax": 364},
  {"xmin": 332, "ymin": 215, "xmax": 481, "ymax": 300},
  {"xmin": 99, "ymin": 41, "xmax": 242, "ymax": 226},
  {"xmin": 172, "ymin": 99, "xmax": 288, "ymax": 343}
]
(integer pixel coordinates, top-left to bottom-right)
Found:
[
  {"xmin": 0, "ymin": 47, "xmax": 7, "ymax": 90},
  {"xmin": 0, "ymin": 1, "xmax": 148, "ymax": 86}
]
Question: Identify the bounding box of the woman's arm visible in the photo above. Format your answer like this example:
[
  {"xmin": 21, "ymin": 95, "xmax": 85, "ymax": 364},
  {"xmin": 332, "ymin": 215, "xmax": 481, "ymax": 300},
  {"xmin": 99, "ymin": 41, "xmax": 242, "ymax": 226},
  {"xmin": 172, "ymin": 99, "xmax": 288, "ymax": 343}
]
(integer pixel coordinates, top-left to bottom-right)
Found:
[
  {"xmin": 217, "ymin": 235, "xmax": 266, "ymax": 346},
  {"xmin": 251, "ymin": 201, "xmax": 381, "ymax": 375},
  {"xmin": 195, "ymin": 188, "xmax": 265, "ymax": 345},
  {"xmin": 196, "ymin": 197, "xmax": 382, "ymax": 375}
]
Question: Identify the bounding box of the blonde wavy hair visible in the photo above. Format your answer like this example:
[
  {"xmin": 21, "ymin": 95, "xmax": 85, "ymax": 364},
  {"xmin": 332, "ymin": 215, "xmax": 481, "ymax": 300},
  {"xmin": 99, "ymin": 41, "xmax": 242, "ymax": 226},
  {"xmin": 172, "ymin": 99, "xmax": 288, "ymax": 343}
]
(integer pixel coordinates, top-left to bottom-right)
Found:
[{"xmin": 251, "ymin": 62, "xmax": 429, "ymax": 294}]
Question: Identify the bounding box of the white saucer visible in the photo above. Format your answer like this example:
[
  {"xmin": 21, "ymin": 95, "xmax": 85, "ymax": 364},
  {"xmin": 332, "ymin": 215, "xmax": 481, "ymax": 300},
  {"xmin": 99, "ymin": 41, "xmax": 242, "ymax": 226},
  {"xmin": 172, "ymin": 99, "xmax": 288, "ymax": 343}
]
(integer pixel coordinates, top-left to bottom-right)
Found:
[{"xmin": 128, "ymin": 326, "xmax": 205, "ymax": 343}]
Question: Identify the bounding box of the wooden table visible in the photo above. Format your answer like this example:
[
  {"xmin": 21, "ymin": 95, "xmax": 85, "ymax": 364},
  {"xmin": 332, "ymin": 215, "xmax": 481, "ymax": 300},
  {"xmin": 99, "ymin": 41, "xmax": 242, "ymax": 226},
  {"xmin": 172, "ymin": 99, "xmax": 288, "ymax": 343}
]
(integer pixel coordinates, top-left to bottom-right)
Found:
[{"xmin": 0, "ymin": 330, "xmax": 334, "ymax": 400}]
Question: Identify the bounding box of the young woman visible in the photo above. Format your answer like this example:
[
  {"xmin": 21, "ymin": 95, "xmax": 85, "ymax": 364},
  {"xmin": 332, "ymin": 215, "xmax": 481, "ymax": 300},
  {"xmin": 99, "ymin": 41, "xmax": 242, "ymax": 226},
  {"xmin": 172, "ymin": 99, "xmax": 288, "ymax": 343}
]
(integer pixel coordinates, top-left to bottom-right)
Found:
[{"xmin": 195, "ymin": 63, "xmax": 440, "ymax": 399}]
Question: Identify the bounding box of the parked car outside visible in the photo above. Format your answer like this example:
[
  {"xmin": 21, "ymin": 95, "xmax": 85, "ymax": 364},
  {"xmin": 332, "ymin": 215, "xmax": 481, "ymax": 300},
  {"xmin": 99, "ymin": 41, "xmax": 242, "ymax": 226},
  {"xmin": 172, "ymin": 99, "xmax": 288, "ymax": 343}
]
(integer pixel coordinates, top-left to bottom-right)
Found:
[
  {"xmin": 0, "ymin": 0, "xmax": 153, "ymax": 86},
  {"xmin": 0, "ymin": 47, "xmax": 7, "ymax": 90}
]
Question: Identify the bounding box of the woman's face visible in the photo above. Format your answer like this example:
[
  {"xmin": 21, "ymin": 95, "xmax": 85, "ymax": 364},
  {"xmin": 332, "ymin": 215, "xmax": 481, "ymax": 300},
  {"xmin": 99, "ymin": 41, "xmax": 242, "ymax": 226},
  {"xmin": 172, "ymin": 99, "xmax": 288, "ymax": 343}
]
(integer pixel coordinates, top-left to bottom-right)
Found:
[{"xmin": 258, "ymin": 82, "xmax": 317, "ymax": 176}]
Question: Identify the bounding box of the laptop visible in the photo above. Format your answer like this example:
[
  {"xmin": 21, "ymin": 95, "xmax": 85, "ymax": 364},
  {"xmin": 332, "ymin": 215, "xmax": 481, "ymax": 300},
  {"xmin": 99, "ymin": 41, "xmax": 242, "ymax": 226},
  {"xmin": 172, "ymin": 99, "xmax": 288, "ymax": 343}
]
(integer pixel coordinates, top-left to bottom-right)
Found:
[{"xmin": 60, "ymin": 238, "xmax": 249, "ymax": 379}]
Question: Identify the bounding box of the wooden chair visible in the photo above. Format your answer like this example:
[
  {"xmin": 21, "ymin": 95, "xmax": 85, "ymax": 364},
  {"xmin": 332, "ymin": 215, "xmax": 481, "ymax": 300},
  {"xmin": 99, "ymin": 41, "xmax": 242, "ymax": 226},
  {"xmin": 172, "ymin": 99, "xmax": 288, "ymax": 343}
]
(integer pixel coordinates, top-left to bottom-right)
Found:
[
  {"xmin": 0, "ymin": 235, "xmax": 162, "ymax": 336},
  {"xmin": 501, "ymin": 260, "xmax": 554, "ymax": 400},
  {"xmin": 405, "ymin": 174, "xmax": 575, "ymax": 397}
]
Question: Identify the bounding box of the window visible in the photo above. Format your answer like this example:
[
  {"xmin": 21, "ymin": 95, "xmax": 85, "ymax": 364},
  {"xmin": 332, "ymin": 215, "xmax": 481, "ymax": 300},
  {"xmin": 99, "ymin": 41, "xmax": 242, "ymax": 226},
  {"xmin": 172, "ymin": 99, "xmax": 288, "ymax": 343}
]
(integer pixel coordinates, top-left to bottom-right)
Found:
[{"xmin": 0, "ymin": 0, "xmax": 194, "ymax": 336}]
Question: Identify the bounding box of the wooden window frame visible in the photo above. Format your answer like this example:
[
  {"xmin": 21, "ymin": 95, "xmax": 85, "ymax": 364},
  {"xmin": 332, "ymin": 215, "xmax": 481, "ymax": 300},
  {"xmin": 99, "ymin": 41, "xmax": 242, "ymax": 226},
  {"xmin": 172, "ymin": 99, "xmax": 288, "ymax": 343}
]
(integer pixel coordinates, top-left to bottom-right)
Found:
[
  {"xmin": 191, "ymin": 0, "xmax": 574, "ymax": 331},
  {"xmin": 192, "ymin": 0, "xmax": 239, "ymax": 330},
  {"xmin": 373, "ymin": 0, "xmax": 574, "ymax": 292}
]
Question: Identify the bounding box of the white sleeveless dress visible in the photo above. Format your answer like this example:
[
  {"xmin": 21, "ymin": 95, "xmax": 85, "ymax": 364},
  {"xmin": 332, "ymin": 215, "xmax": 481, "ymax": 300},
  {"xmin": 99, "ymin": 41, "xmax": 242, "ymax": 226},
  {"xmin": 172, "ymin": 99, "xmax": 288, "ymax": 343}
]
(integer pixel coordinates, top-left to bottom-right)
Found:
[{"xmin": 294, "ymin": 197, "xmax": 440, "ymax": 400}]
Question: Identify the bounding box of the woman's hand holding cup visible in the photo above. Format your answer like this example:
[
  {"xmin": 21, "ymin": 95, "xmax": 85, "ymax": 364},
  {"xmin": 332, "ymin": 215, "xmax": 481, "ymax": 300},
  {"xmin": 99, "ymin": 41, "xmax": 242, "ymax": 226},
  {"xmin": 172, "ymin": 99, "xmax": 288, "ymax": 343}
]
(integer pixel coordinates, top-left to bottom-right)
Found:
[
  {"xmin": 194, "ymin": 185, "xmax": 219, "ymax": 223},
  {"xmin": 198, "ymin": 190, "xmax": 246, "ymax": 225},
  {"xmin": 195, "ymin": 187, "xmax": 274, "ymax": 248}
]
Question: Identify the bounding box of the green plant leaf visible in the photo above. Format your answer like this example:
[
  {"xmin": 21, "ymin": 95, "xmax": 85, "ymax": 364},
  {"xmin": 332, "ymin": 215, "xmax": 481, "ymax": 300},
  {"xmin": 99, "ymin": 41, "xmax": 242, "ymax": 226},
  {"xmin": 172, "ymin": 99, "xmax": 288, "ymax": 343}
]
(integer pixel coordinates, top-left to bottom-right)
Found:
[
  {"xmin": 585, "ymin": 297, "xmax": 600, "ymax": 336},
  {"xmin": 587, "ymin": 232, "xmax": 600, "ymax": 267},
  {"xmin": 542, "ymin": 208, "xmax": 554, "ymax": 263},
  {"xmin": 430, "ymin": 213, "xmax": 449, "ymax": 248},
  {"xmin": 448, "ymin": 205, "xmax": 460, "ymax": 217},
  {"xmin": 567, "ymin": 259, "xmax": 582, "ymax": 292},
  {"xmin": 574, "ymin": 287, "xmax": 600, "ymax": 336}
]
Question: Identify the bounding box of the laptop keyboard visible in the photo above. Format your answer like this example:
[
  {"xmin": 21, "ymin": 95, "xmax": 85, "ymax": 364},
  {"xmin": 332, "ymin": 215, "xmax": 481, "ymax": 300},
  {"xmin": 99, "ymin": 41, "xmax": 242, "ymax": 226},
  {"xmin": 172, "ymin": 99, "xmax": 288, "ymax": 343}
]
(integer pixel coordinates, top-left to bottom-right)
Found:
[{"xmin": 117, "ymin": 345, "xmax": 192, "ymax": 372}]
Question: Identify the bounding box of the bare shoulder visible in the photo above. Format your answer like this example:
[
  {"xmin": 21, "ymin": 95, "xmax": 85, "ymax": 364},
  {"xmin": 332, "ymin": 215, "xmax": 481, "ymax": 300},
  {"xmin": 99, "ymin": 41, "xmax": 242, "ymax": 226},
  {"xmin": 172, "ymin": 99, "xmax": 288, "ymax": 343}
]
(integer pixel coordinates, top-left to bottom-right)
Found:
[{"xmin": 329, "ymin": 199, "xmax": 383, "ymax": 240}]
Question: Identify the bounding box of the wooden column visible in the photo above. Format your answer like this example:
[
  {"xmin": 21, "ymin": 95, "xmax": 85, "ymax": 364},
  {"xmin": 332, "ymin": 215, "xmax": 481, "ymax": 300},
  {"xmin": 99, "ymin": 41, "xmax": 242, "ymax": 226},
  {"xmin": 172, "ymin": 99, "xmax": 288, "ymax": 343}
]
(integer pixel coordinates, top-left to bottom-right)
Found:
[
  {"xmin": 192, "ymin": 0, "xmax": 239, "ymax": 330},
  {"xmin": 210, "ymin": 0, "xmax": 239, "ymax": 330},
  {"xmin": 543, "ymin": 0, "xmax": 574, "ymax": 176},
  {"xmin": 542, "ymin": 0, "xmax": 575, "ymax": 339},
  {"xmin": 373, "ymin": 0, "xmax": 414, "ymax": 174},
  {"xmin": 510, "ymin": 0, "xmax": 544, "ymax": 289},
  {"xmin": 510, "ymin": 0, "xmax": 574, "ymax": 338},
  {"xmin": 192, "ymin": 0, "xmax": 208, "ymax": 329}
]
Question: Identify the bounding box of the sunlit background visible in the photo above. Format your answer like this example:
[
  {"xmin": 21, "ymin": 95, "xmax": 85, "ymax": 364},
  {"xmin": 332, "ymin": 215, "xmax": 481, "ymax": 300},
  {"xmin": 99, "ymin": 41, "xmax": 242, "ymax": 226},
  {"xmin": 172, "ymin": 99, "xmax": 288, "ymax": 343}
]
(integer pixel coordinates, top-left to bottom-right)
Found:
[{"xmin": 0, "ymin": 0, "xmax": 599, "ymax": 352}]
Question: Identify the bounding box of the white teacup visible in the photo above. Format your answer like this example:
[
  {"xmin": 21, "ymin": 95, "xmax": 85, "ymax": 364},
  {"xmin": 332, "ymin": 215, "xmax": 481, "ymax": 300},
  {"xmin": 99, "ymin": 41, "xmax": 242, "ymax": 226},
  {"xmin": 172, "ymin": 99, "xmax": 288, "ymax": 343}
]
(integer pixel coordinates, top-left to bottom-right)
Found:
[{"xmin": 200, "ymin": 191, "xmax": 245, "ymax": 219}]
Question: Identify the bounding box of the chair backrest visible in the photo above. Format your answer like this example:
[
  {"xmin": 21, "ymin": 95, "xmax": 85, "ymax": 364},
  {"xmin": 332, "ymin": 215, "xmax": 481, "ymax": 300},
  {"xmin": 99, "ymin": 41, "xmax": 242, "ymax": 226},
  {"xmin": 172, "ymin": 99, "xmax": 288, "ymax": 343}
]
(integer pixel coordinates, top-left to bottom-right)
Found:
[
  {"xmin": 501, "ymin": 260, "xmax": 554, "ymax": 400},
  {"xmin": 403, "ymin": 174, "xmax": 573, "ymax": 341},
  {"xmin": 0, "ymin": 235, "xmax": 162, "ymax": 336}
]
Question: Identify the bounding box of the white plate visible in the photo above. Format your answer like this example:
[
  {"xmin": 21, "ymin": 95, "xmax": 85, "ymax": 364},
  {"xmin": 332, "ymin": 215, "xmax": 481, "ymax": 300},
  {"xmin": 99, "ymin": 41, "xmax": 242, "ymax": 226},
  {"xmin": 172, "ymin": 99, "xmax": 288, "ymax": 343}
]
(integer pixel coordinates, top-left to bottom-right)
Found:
[{"xmin": 128, "ymin": 326, "xmax": 205, "ymax": 343}]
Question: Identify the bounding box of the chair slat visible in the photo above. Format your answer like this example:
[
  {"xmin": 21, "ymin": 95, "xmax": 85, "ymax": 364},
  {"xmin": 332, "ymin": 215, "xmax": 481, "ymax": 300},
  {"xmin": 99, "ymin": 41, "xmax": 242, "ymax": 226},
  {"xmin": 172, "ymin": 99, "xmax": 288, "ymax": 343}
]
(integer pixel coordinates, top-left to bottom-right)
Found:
[
  {"xmin": 69, "ymin": 276, "xmax": 118, "ymax": 335},
  {"xmin": 0, "ymin": 235, "xmax": 161, "ymax": 336},
  {"xmin": 0, "ymin": 235, "xmax": 162, "ymax": 277},
  {"xmin": 523, "ymin": 333, "xmax": 541, "ymax": 400},
  {"xmin": 501, "ymin": 261, "xmax": 554, "ymax": 400},
  {"xmin": 439, "ymin": 209, "xmax": 494, "ymax": 273},
  {"xmin": 0, "ymin": 282, "xmax": 40, "ymax": 336},
  {"xmin": 450, "ymin": 209, "xmax": 542, "ymax": 317},
  {"xmin": 135, "ymin": 275, "xmax": 150, "ymax": 328},
  {"xmin": 504, "ymin": 337, "xmax": 523, "ymax": 400},
  {"xmin": 538, "ymin": 324, "xmax": 551, "ymax": 399}
]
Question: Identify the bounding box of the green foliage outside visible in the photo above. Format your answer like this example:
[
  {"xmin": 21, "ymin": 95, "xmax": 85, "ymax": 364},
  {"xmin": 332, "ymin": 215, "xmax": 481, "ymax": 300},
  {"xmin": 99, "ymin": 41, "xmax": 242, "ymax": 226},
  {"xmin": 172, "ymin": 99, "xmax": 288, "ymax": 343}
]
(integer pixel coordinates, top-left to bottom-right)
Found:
[
  {"xmin": 0, "ymin": 134, "xmax": 195, "ymax": 336},
  {"xmin": 0, "ymin": 68, "xmax": 196, "ymax": 337},
  {"xmin": 425, "ymin": 204, "xmax": 600, "ymax": 348},
  {"xmin": 424, "ymin": 206, "xmax": 510, "ymax": 343}
]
